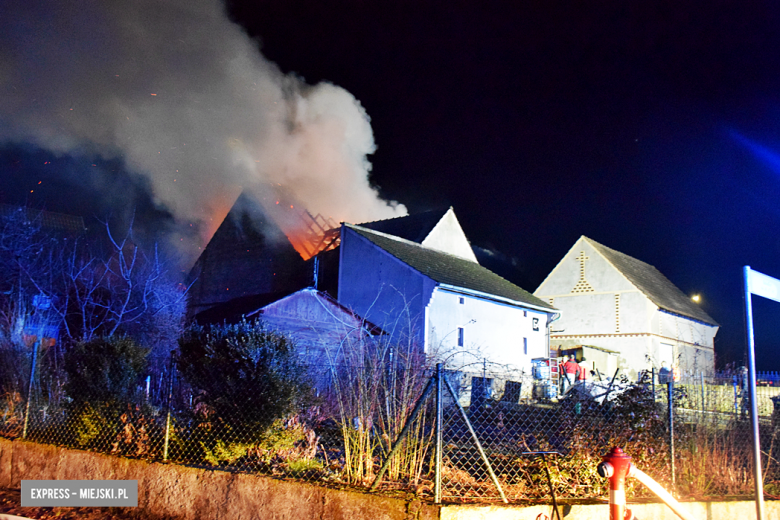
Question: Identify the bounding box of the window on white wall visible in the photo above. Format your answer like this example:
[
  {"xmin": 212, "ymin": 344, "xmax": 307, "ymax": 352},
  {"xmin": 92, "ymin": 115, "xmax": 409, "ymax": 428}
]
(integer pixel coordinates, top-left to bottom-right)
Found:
[
  {"xmin": 459, "ymin": 297, "xmax": 465, "ymax": 304},
  {"xmin": 458, "ymin": 327, "xmax": 464, "ymax": 347},
  {"xmin": 659, "ymin": 343, "xmax": 674, "ymax": 367},
  {"xmin": 532, "ymin": 318, "xmax": 539, "ymax": 331},
  {"xmin": 523, "ymin": 337, "xmax": 528, "ymax": 355}
]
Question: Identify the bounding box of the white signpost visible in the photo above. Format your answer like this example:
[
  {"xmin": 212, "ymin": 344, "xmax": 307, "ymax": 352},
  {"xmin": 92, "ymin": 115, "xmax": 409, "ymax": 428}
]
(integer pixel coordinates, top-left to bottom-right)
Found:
[{"xmin": 744, "ymin": 267, "xmax": 780, "ymax": 520}]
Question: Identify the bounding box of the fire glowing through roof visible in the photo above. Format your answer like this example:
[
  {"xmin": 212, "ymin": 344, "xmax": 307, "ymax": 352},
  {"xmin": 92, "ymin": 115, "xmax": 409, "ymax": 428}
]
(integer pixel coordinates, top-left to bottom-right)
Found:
[{"xmin": 263, "ymin": 192, "xmax": 341, "ymax": 260}]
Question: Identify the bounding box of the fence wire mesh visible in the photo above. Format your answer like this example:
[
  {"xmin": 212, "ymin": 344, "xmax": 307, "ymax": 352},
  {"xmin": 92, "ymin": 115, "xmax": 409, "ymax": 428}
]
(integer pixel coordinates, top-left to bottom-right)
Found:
[{"xmin": 3, "ymin": 351, "xmax": 779, "ymax": 504}]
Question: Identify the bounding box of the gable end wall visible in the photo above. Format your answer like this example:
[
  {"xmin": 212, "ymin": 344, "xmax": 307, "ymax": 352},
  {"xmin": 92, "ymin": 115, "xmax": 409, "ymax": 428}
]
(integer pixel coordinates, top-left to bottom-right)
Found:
[{"xmin": 338, "ymin": 227, "xmax": 435, "ymax": 348}]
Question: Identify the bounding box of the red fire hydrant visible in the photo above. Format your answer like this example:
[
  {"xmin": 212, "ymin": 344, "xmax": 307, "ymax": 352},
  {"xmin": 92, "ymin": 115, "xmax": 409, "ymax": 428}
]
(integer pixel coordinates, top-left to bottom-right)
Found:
[{"xmin": 597, "ymin": 447, "xmax": 635, "ymax": 520}]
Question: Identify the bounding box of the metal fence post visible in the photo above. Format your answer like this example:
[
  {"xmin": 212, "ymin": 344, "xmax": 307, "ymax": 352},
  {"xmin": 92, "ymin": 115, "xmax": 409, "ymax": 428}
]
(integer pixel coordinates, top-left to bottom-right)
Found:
[
  {"xmin": 21, "ymin": 337, "xmax": 41, "ymax": 439},
  {"xmin": 434, "ymin": 363, "xmax": 443, "ymax": 503},
  {"xmin": 442, "ymin": 371, "xmax": 508, "ymax": 503},
  {"xmin": 163, "ymin": 357, "xmax": 175, "ymax": 461},
  {"xmin": 700, "ymin": 372, "xmax": 705, "ymax": 411},
  {"xmin": 370, "ymin": 374, "xmax": 436, "ymax": 492},
  {"xmin": 667, "ymin": 380, "xmax": 675, "ymax": 490}
]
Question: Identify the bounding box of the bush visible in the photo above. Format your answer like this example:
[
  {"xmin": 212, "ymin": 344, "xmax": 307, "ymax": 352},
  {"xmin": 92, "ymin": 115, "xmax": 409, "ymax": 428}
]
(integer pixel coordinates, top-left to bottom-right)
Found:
[
  {"xmin": 64, "ymin": 336, "xmax": 149, "ymax": 405},
  {"xmin": 59, "ymin": 336, "xmax": 151, "ymax": 452},
  {"xmin": 177, "ymin": 319, "xmax": 308, "ymax": 444},
  {"xmin": 198, "ymin": 417, "xmax": 321, "ymax": 474}
]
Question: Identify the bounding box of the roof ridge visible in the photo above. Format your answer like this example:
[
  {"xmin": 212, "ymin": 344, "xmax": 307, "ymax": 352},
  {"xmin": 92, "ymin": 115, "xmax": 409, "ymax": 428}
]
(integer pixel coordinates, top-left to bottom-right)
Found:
[
  {"xmin": 347, "ymin": 224, "xmax": 555, "ymax": 311},
  {"xmin": 347, "ymin": 222, "xmax": 475, "ymax": 262},
  {"xmin": 356, "ymin": 206, "xmax": 450, "ymax": 228},
  {"xmin": 582, "ymin": 236, "xmax": 718, "ymax": 326},
  {"xmin": 583, "ymin": 235, "xmax": 657, "ymax": 271}
]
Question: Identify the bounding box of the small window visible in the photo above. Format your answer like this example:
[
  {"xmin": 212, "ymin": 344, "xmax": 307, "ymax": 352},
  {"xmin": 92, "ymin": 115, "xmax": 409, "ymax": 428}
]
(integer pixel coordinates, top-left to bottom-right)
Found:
[
  {"xmin": 523, "ymin": 337, "xmax": 528, "ymax": 355},
  {"xmin": 471, "ymin": 376, "xmax": 492, "ymax": 406},
  {"xmin": 532, "ymin": 317, "xmax": 539, "ymax": 331},
  {"xmin": 523, "ymin": 310, "xmax": 527, "ymax": 317},
  {"xmin": 459, "ymin": 297, "xmax": 465, "ymax": 304},
  {"xmin": 458, "ymin": 327, "xmax": 464, "ymax": 347}
]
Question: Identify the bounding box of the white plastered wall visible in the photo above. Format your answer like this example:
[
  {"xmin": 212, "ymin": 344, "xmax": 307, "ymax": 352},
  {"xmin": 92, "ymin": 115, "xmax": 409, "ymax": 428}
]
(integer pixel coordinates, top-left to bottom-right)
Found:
[
  {"xmin": 420, "ymin": 208, "xmax": 478, "ymax": 263},
  {"xmin": 426, "ymin": 287, "xmax": 550, "ymax": 374}
]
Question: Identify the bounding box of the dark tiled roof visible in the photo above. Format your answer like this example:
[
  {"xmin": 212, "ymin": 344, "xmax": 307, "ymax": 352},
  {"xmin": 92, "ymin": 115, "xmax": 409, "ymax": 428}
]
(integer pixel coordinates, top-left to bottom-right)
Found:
[
  {"xmin": 192, "ymin": 290, "xmax": 297, "ymax": 324},
  {"xmin": 358, "ymin": 208, "xmax": 450, "ymax": 244},
  {"xmin": 585, "ymin": 237, "xmax": 718, "ymax": 326},
  {"xmin": 249, "ymin": 287, "xmax": 386, "ymax": 335},
  {"xmin": 0, "ymin": 204, "xmax": 85, "ymax": 234},
  {"xmin": 348, "ymin": 224, "xmax": 556, "ymax": 311}
]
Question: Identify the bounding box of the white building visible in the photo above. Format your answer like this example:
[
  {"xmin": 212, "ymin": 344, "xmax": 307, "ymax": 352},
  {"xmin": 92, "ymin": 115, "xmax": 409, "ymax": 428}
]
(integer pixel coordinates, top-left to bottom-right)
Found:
[
  {"xmin": 534, "ymin": 236, "xmax": 719, "ymax": 379},
  {"xmin": 191, "ymin": 205, "xmax": 560, "ymax": 400},
  {"xmin": 245, "ymin": 287, "xmax": 384, "ymax": 389},
  {"xmin": 247, "ymin": 288, "xmax": 382, "ymax": 363},
  {"xmin": 337, "ymin": 209, "xmax": 558, "ymax": 377}
]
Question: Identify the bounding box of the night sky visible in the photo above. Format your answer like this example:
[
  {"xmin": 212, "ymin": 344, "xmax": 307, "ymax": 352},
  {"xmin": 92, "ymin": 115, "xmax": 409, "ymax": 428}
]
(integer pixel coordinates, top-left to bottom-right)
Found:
[{"xmin": 3, "ymin": 1, "xmax": 780, "ymax": 369}]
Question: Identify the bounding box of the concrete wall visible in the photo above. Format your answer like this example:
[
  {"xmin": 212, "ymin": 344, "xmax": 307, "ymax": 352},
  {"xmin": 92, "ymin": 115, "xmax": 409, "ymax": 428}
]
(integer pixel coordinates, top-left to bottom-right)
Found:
[
  {"xmin": 534, "ymin": 236, "xmax": 649, "ymax": 337},
  {"xmin": 0, "ymin": 438, "xmax": 437, "ymax": 520},
  {"xmin": 3, "ymin": 437, "xmax": 779, "ymax": 520},
  {"xmin": 652, "ymin": 309, "xmax": 717, "ymax": 375},
  {"xmin": 442, "ymin": 501, "xmax": 780, "ymax": 520},
  {"xmin": 535, "ymin": 238, "xmax": 636, "ymax": 297}
]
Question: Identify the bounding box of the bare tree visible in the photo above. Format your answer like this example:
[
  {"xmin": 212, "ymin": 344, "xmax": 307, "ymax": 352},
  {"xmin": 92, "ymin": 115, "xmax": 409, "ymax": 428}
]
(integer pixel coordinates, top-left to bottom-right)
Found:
[
  {"xmin": 0, "ymin": 209, "xmax": 189, "ymax": 399},
  {"xmin": 0, "ymin": 207, "xmax": 62, "ymax": 397},
  {"xmin": 52, "ymin": 220, "xmax": 189, "ymax": 372}
]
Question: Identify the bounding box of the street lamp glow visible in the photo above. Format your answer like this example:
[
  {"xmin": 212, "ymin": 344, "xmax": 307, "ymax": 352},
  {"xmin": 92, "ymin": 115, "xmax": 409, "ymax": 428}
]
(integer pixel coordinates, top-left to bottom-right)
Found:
[{"xmin": 691, "ymin": 294, "xmax": 701, "ymax": 303}]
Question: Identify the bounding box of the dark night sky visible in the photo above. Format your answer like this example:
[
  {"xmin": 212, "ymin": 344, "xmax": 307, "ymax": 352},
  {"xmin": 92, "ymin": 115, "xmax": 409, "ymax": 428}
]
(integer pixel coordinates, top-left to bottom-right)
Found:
[
  {"xmin": 224, "ymin": 0, "xmax": 780, "ymax": 369},
  {"xmin": 3, "ymin": 1, "xmax": 780, "ymax": 369}
]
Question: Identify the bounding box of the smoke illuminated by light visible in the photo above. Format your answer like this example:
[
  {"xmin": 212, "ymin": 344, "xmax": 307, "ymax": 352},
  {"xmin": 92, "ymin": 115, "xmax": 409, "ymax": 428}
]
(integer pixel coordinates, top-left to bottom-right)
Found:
[{"xmin": 0, "ymin": 0, "xmax": 406, "ymax": 264}]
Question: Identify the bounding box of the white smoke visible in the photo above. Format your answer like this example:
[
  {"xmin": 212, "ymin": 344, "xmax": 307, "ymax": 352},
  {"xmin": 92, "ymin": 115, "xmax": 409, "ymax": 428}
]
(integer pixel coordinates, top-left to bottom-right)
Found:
[{"xmin": 0, "ymin": 0, "xmax": 406, "ymax": 259}]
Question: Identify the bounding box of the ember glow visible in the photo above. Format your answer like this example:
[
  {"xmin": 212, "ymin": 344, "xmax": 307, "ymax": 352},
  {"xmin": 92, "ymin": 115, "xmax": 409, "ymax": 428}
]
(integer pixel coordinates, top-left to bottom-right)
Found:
[
  {"xmin": 0, "ymin": 0, "xmax": 406, "ymax": 266},
  {"xmin": 252, "ymin": 187, "xmax": 341, "ymax": 260},
  {"xmin": 285, "ymin": 211, "xmax": 340, "ymax": 260}
]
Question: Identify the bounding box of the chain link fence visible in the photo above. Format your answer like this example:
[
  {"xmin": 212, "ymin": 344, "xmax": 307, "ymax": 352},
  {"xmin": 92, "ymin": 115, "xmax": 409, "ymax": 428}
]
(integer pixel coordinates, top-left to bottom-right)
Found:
[
  {"xmin": 2, "ymin": 344, "xmax": 778, "ymax": 504},
  {"xmin": 433, "ymin": 368, "xmax": 772, "ymax": 502}
]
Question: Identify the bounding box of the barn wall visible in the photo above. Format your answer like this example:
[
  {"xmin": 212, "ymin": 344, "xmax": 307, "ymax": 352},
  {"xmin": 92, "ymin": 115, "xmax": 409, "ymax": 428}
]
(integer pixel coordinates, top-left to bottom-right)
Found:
[
  {"xmin": 338, "ymin": 227, "xmax": 434, "ymax": 348},
  {"xmin": 187, "ymin": 201, "xmax": 309, "ymax": 317}
]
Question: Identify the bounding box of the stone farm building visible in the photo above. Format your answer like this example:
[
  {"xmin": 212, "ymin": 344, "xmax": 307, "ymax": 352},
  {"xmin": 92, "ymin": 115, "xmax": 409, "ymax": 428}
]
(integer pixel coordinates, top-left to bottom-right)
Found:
[{"xmin": 533, "ymin": 235, "xmax": 719, "ymax": 379}]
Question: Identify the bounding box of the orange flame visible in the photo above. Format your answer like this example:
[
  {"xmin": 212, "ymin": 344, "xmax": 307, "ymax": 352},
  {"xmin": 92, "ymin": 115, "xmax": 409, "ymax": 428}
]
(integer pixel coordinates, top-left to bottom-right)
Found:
[{"xmin": 282, "ymin": 209, "xmax": 340, "ymax": 260}]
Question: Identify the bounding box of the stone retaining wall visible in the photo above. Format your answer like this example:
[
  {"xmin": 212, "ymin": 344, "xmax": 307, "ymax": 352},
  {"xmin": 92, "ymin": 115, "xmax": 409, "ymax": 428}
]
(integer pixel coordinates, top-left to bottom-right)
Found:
[
  {"xmin": 0, "ymin": 438, "xmax": 437, "ymax": 520},
  {"xmin": 3, "ymin": 437, "xmax": 779, "ymax": 520}
]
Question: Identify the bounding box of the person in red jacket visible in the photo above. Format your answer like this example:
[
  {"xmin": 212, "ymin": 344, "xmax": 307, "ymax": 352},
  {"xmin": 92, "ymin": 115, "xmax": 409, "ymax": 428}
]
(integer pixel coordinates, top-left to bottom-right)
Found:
[{"xmin": 562, "ymin": 355, "xmax": 579, "ymax": 393}]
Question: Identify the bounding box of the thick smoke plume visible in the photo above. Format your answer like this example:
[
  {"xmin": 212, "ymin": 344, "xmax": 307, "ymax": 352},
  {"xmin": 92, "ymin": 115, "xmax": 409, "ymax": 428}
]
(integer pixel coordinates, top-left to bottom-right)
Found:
[{"xmin": 0, "ymin": 0, "xmax": 406, "ymax": 261}]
